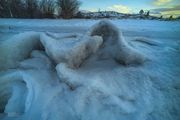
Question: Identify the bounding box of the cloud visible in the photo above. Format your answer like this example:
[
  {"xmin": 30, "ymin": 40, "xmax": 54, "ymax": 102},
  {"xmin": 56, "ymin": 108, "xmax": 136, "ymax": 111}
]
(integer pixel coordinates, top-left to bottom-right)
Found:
[
  {"xmin": 151, "ymin": 5, "xmax": 180, "ymax": 17},
  {"xmin": 161, "ymin": 10, "xmax": 180, "ymax": 17},
  {"xmin": 88, "ymin": 8, "xmax": 98, "ymax": 12},
  {"xmin": 153, "ymin": 0, "xmax": 173, "ymax": 6},
  {"xmin": 151, "ymin": 5, "xmax": 180, "ymax": 12},
  {"xmin": 107, "ymin": 4, "xmax": 132, "ymax": 14}
]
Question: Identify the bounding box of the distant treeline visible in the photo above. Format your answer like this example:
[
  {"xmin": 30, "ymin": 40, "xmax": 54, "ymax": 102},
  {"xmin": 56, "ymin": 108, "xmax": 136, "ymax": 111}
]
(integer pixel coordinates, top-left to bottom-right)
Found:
[
  {"xmin": 0, "ymin": 0, "xmax": 81, "ymax": 19},
  {"xmin": 0, "ymin": 1, "xmax": 178, "ymax": 20}
]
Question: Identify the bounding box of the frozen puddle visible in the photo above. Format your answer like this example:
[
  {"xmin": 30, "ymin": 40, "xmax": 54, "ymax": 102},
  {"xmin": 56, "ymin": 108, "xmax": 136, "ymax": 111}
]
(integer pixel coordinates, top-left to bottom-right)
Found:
[{"xmin": 0, "ymin": 19, "xmax": 179, "ymax": 120}]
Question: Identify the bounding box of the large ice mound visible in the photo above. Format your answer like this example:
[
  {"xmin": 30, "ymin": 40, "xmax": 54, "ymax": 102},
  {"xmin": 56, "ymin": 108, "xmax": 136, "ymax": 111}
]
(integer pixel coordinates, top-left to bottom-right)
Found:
[
  {"xmin": 87, "ymin": 20, "xmax": 146, "ymax": 65},
  {"xmin": 40, "ymin": 20, "xmax": 146, "ymax": 69}
]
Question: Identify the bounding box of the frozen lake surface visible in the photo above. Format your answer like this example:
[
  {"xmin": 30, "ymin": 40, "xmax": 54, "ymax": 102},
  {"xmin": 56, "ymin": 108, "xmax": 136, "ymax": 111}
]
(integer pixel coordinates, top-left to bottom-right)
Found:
[
  {"xmin": 0, "ymin": 19, "xmax": 180, "ymax": 120},
  {"xmin": 0, "ymin": 19, "xmax": 180, "ymax": 39}
]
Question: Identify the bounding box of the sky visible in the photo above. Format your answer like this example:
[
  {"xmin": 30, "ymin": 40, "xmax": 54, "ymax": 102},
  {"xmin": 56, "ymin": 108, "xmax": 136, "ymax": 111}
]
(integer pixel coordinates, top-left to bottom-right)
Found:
[{"xmin": 79, "ymin": 0, "xmax": 180, "ymax": 17}]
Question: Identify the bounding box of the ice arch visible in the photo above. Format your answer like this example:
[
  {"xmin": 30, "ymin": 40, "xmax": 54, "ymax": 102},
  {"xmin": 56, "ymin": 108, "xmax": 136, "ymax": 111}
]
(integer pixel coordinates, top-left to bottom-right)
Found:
[{"xmin": 87, "ymin": 20, "xmax": 146, "ymax": 65}]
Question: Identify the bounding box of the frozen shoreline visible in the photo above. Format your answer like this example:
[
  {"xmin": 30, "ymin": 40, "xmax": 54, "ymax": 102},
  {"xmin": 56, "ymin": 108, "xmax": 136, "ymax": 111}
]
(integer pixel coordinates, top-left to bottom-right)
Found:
[
  {"xmin": 0, "ymin": 19, "xmax": 179, "ymax": 120},
  {"xmin": 0, "ymin": 19, "xmax": 179, "ymax": 41}
]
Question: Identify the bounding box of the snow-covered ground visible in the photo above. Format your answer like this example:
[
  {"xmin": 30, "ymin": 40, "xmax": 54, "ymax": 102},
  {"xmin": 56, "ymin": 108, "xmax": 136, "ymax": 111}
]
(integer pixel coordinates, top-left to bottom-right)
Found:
[{"xmin": 0, "ymin": 19, "xmax": 180, "ymax": 120}]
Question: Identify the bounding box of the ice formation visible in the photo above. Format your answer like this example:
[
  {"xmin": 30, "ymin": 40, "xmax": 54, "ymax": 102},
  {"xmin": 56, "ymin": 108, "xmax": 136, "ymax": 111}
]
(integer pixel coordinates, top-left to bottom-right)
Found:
[
  {"xmin": 0, "ymin": 32, "xmax": 41, "ymax": 71},
  {"xmin": 0, "ymin": 70, "xmax": 26, "ymax": 116},
  {"xmin": 1, "ymin": 20, "xmax": 178, "ymax": 120},
  {"xmin": 40, "ymin": 33, "xmax": 103, "ymax": 68},
  {"xmin": 87, "ymin": 20, "xmax": 146, "ymax": 65}
]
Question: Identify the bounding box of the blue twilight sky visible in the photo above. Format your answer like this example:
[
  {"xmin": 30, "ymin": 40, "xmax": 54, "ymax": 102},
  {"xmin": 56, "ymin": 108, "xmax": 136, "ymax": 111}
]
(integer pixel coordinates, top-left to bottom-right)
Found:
[{"xmin": 79, "ymin": 0, "xmax": 180, "ymax": 17}]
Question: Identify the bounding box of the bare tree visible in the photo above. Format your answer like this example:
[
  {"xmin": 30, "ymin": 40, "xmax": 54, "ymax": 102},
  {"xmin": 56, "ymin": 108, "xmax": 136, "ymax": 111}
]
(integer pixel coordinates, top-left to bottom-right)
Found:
[
  {"xmin": 24, "ymin": 0, "xmax": 39, "ymax": 18},
  {"xmin": 0, "ymin": 0, "xmax": 8, "ymax": 17},
  {"xmin": 139, "ymin": 9, "xmax": 144, "ymax": 15},
  {"xmin": 0, "ymin": 0, "xmax": 81, "ymax": 18},
  {"xmin": 39, "ymin": 0, "xmax": 55, "ymax": 18},
  {"xmin": 57, "ymin": 0, "xmax": 81, "ymax": 19},
  {"xmin": 160, "ymin": 15, "xmax": 163, "ymax": 19},
  {"xmin": 0, "ymin": 0, "xmax": 35, "ymax": 18},
  {"xmin": 169, "ymin": 15, "xmax": 173, "ymax": 20},
  {"xmin": 7, "ymin": 0, "xmax": 26, "ymax": 18},
  {"xmin": 146, "ymin": 11, "xmax": 150, "ymax": 17}
]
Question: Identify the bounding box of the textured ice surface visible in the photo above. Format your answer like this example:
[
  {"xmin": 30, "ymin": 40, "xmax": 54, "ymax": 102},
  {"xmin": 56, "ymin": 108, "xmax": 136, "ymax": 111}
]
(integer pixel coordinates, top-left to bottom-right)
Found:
[
  {"xmin": 0, "ymin": 32, "xmax": 41, "ymax": 71},
  {"xmin": 87, "ymin": 20, "xmax": 146, "ymax": 65},
  {"xmin": 0, "ymin": 19, "xmax": 179, "ymax": 120},
  {"xmin": 40, "ymin": 33, "xmax": 103, "ymax": 68}
]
